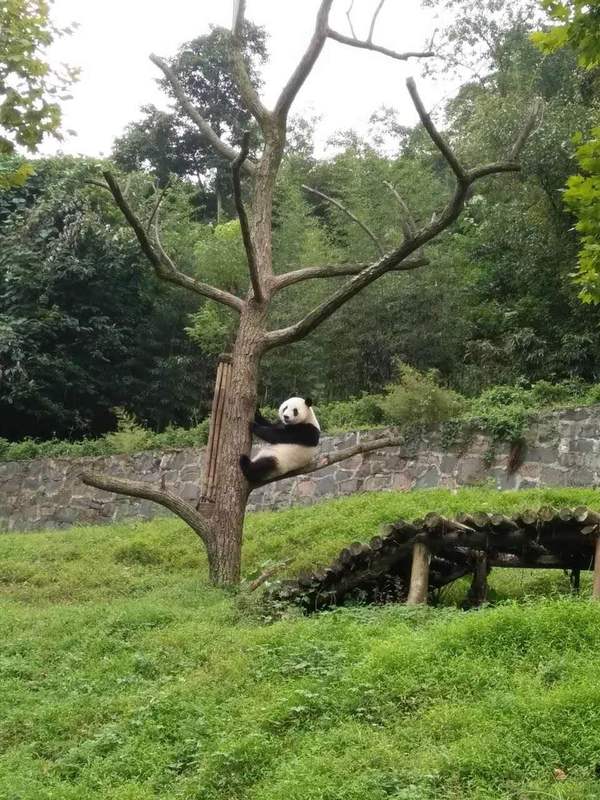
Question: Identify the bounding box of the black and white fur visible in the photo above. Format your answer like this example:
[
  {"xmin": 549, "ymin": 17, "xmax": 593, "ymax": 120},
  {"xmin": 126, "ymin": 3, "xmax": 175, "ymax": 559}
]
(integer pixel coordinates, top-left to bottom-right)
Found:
[{"xmin": 239, "ymin": 397, "xmax": 320, "ymax": 483}]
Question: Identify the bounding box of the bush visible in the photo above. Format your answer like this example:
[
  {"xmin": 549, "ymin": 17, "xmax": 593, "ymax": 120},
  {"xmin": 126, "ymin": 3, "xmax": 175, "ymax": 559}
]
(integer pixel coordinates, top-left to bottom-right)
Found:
[
  {"xmin": 103, "ymin": 409, "xmax": 153, "ymax": 454},
  {"xmin": 0, "ymin": 416, "xmax": 210, "ymax": 463},
  {"xmin": 318, "ymin": 394, "xmax": 385, "ymax": 431},
  {"xmin": 380, "ymin": 364, "xmax": 465, "ymax": 427},
  {"xmin": 5, "ymin": 374, "xmax": 600, "ymax": 464}
]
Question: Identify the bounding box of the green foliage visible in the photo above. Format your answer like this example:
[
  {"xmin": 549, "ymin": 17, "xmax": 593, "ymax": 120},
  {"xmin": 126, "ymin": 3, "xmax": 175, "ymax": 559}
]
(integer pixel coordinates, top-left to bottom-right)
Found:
[
  {"xmin": 0, "ymin": 418, "xmax": 209, "ymax": 463},
  {"xmin": 532, "ymin": 1, "xmax": 600, "ymax": 305},
  {"xmin": 0, "ymin": 152, "xmax": 33, "ymax": 187},
  {"xmin": 5, "ymin": 373, "xmax": 600, "ymax": 463},
  {"xmin": 379, "ymin": 364, "xmax": 466, "ymax": 428},
  {"xmin": 533, "ymin": 1, "xmax": 600, "ymax": 69},
  {"xmin": 0, "ymin": 0, "xmax": 77, "ymax": 174},
  {"xmin": 318, "ymin": 394, "xmax": 386, "ymax": 431},
  {"xmin": 0, "ymin": 158, "xmax": 211, "ymax": 441},
  {"xmin": 564, "ymin": 128, "xmax": 600, "ymax": 301},
  {"xmin": 4, "ymin": 488, "xmax": 600, "ymax": 798}
]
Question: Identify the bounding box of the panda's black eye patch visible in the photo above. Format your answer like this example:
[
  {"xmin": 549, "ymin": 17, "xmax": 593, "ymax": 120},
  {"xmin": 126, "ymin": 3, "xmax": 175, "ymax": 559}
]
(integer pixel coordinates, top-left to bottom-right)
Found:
[{"xmin": 293, "ymin": 408, "xmax": 298, "ymax": 417}]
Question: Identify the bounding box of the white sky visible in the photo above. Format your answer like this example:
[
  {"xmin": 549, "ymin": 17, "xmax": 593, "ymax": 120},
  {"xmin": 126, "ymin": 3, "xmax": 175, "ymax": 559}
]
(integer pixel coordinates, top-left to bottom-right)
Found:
[{"xmin": 41, "ymin": 0, "xmax": 459, "ymax": 159}]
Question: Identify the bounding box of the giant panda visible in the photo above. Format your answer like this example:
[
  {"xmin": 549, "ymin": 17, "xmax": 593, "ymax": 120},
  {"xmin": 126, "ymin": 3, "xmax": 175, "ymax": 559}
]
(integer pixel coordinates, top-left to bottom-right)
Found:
[{"xmin": 239, "ymin": 396, "xmax": 320, "ymax": 483}]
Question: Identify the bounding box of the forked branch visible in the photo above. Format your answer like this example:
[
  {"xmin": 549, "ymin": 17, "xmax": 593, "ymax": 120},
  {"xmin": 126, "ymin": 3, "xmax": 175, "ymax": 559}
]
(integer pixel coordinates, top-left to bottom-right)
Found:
[
  {"xmin": 150, "ymin": 53, "xmax": 257, "ymax": 175},
  {"xmin": 334, "ymin": 0, "xmax": 434, "ymax": 60},
  {"xmin": 103, "ymin": 171, "xmax": 244, "ymax": 312},
  {"xmin": 80, "ymin": 472, "xmax": 214, "ymax": 547},
  {"xmin": 232, "ymin": 132, "xmax": 263, "ymax": 303},
  {"xmin": 302, "ymin": 184, "xmax": 385, "ymax": 257},
  {"xmin": 264, "ymin": 80, "xmax": 542, "ymax": 350}
]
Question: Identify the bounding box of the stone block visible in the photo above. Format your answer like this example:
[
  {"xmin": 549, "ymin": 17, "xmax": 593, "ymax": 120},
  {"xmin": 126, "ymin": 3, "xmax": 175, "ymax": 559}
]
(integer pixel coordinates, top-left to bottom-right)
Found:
[
  {"xmin": 391, "ymin": 472, "xmax": 413, "ymax": 491},
  {"xmin": 539, "ymin": 465, "xmax": 569, "ymax": 486},
  {"xmin": 414, "ymin": 466, "xmax": 440, "ymax": 489},
  {"xmin": 523, "ymin": 446, "xmax": 557, "ymax": 464},
  {"xmin": 565, "ymin": 468, "xmax": 595, "ymax": 487},
  {"xmin": 297, "ymin": 480, "xmax": 316, "ymax": 498},
  {"xmin": 363, "ymin": 474, "xmax": 392, "ymax": 491},
  {"xmin": 518, "ymin": 462, "xmax": 541, "ymax": 480},
  {"xmin": 314, "ymin": 475, "xmax": 337, "ymax": 496},
  {"xmin": 456, "ymin": 456, "xmax": 485, "ymax": 485}
]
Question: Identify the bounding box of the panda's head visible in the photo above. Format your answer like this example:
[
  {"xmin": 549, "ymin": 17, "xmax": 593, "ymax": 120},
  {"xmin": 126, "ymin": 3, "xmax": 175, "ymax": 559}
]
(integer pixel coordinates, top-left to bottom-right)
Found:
[{"xmin": 278, "ymin": 396, "xmax": 319, "ymax": 428}]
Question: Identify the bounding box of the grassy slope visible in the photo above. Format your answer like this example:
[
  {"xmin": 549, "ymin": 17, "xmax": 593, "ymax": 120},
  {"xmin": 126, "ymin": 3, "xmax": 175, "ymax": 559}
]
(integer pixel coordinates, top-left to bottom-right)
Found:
[{"xmin": 2, "ymin": 487, "xmax": 600, "ymax": 799}]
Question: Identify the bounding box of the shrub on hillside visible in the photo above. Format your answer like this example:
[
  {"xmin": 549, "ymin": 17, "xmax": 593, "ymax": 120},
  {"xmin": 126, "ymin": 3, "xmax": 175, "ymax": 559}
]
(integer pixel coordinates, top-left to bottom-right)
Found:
[
  {"xmin": 318, "ymin": 394, "xmax": 385, "ymax": 431},
  {"xmin": 380, "ymin": 364, "xmax": 465, "ymax": 427}
]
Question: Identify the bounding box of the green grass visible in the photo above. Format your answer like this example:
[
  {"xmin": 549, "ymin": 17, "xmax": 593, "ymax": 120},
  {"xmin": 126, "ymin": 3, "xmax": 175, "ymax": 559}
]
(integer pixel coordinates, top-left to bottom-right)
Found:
[{"xmin": 3, "ymin": 487, "xmax": 600, "ymax": 799}]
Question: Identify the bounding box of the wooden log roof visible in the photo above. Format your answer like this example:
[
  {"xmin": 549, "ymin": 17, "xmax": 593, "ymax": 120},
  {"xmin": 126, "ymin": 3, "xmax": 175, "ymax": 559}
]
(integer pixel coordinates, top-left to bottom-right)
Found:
[{"xmin": 273, "ymin": 506, "xmax": 600, "ymax": 612}]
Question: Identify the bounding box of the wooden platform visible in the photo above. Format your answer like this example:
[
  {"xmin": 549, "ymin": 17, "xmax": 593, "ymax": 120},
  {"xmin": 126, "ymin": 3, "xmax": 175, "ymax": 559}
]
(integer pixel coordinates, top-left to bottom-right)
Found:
[{"xmin": 274, "ymin": 506, "xmax": 600, "ymax": 612}]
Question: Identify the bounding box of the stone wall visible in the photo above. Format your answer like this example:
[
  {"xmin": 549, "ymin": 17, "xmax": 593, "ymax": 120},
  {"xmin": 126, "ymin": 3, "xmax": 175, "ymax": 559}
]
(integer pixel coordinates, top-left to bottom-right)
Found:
[{"xmin": 2, "ymin": 406, "xmax": 600, "ymax": 532}]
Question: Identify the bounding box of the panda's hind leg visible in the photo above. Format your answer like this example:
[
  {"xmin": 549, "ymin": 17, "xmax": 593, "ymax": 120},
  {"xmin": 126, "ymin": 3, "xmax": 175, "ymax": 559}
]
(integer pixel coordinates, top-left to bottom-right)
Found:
[{"xmin": 239, "ymin": 454, "xmax": 278, "ymax": 483}]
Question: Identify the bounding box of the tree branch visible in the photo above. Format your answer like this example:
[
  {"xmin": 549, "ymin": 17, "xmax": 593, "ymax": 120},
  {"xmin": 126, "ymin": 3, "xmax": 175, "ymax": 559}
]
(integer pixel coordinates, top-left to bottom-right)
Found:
[
  {"xmin": 272, "ymin": 257, "xmax": 428, "ymax": 292},
  {"xmin": 230, "ymin": 0, "xmax": 270, "ymax": 127},
  {"xmin": 406, "ymin": 76, "xmax": 466, "ymax": 184},
  {"xmin": 263, "ymin": 81, "xmax": 541, "ymax": 350},
  {"xmin": 254, "ymin": 431, "xmax": 409, "ymax": 487},
  {"xmin": 302, "ymin": 184, "xmax": 385, "ymax": 257},
  {"xmin": 368, "ymin": 0, "xmax": 387, "ymax": 43},
  {"xmin": 274, "ymin": 0, "xmax": 334, "ymax": 121},
  {"xmin": 232, "ymin": 132, "xmax": 263, "ymax": 303},
  {"xmin": 150, "ymin": 53, "xmax": 257, "ymax": 176},
  {"xmin": 103, "ymin": 171, "xmax": 244, "ymax": 312},
  {"xmin": 509, "ymin": 96, "xmax": 544, "ymax": 161},
  {"xmin": 346, "ymin": 0, "xmax": 357, "ymax": 38},
  {"xmin": 247, "ymin": 558, "xmax": 293, "ymax": 591},
  {"xmin": 80, "ymin": 472, "xmax": 214, "ymax": 547},
  {"xmin": 146, "ymin": 180, "xmax": 170, "ymax": 233},
  {"xmin": 383, "ymin": 180, "xmax": 417, "ymax": 241},
  {"xmin": 327, "ymin": 28, "xmax": 435, "ymax": 62}
]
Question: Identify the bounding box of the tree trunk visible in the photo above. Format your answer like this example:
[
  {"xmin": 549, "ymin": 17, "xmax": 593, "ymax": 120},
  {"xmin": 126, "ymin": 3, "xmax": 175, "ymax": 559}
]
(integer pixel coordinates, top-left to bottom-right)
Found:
[{"xmin": 205, "ymin": 305, "xmax": 266, "ymax": 584}]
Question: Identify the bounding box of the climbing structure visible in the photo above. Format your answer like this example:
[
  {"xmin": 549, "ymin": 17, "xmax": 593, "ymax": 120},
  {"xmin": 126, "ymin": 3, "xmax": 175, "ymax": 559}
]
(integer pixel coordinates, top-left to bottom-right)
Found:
[{"xmin": 275, "ymin": 506, "xmax": 600, "ymax": 612}]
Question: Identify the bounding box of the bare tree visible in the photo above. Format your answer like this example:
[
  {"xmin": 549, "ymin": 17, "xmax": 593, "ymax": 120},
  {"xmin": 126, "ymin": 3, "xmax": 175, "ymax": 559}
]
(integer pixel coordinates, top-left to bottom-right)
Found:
[{"xmin": 81, "ymin": 0, "xmax": 541, "ymax": 586}]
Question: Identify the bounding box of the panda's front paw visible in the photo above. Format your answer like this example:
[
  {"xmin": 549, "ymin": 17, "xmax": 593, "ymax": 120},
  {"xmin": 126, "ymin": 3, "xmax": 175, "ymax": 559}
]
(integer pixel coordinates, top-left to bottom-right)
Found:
[{"xmin": 254, "ymin": 407, "xmax": 267, "ymax": 424}]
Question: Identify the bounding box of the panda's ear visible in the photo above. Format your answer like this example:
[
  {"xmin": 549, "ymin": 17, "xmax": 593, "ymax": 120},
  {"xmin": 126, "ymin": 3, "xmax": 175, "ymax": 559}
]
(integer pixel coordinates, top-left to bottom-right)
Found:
[{"xmin": 305, "ymin": 397, "xmax": 313, "ymax": 407}]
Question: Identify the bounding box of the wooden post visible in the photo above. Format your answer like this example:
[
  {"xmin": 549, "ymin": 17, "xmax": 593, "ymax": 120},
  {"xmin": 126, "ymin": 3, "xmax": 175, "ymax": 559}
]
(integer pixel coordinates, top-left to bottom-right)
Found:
[
  {"xmin": 198, "ymin": 355, "xmax": 232, "ymax": 505},
  {"xmin": 593, "ymin": 535, "xmax": 600, "ymax": 599},
  {"xmin": 463, "ymin": 551, "xmax": 488, "ymax": 609},
  {"xmin": 570, "ymin": 569, "xmax": 581, "ymax": 594},
  {"xmin": 406, "ymin": 539, "xmax": 431, "ymax": 605}
]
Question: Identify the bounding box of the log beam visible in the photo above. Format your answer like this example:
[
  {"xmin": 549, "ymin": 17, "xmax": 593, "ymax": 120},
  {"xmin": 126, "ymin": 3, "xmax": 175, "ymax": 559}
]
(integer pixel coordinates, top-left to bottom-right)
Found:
[{"xmin": 406, "ymin": 540, "xmax": 431, "ymax": 605}]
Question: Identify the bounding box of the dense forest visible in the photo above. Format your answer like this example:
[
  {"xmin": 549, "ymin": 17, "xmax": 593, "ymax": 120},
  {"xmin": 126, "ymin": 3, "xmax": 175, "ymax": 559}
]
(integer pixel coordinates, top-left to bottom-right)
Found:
[{"xmin": 1, "ymin": 0, "xmax": 599, "ymax": 442}]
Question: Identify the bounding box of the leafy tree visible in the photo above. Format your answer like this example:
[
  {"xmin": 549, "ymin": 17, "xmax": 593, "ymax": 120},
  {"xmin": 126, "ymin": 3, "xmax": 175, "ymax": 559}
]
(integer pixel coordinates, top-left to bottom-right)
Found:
[
  {"xmin": 0, "ymin": 158, "xmax": 209, "ymax": 440},
  {"xmin": 0, "ymin": 0, "xmax": 77, "ymax": 187},
  {"xmin": 532, "ymin": 1, "xmax": 600, "ymax": 67},
  {"xmin": 532, "ymin": 1, "xmax": 600, "ymax": 301}
]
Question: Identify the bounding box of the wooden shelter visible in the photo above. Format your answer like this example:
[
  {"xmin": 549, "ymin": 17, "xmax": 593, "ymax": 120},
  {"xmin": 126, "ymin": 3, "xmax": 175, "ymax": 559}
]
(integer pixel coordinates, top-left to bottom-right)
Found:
[{"xmin": 274, "ymin": 506, "xmax": 600, "ymax": 612}]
